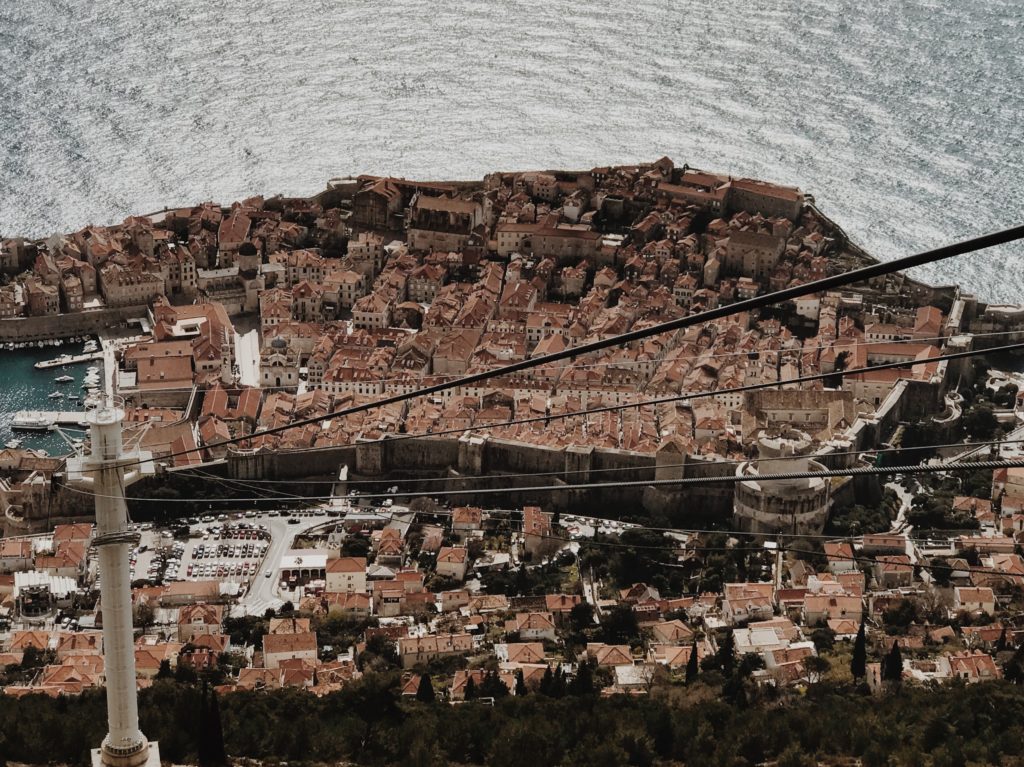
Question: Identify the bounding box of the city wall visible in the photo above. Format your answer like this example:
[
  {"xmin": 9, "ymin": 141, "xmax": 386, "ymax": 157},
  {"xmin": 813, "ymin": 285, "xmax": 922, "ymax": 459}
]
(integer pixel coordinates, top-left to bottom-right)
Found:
[{"xmin": 0, "ymin": 305, "xmax": 149, "ymax": 342}]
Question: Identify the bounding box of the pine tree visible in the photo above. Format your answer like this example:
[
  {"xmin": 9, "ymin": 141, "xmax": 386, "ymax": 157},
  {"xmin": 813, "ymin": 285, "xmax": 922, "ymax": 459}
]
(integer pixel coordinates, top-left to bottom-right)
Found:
[
  {"xmin": 851, "ymin": 618, "xmax": 867, "ymax": 680},
  {"xmin": 416, "ymin": 673, "xmax": 435, "ymax": 703},
  {"xmin": 686, "ymin": 639, "xmax": 699, "ymax": 684},
  {"xmin": 514, "ymin": 668, "xmax": 527, "ymax": 696},
  {"xmin": 463, "ymin": 675, "xmax": 477, "ymax": 701},
  {"xmin": 883, "ymin": 642, "xmax": 903, "ymax": 684}
]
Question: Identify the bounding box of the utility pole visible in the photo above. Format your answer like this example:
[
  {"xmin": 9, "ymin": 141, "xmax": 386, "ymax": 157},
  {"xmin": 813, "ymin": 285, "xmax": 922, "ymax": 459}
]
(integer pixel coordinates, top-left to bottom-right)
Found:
[{"xmin": 69, "ymin": 398, "xmax": 161, "ymax": 767}]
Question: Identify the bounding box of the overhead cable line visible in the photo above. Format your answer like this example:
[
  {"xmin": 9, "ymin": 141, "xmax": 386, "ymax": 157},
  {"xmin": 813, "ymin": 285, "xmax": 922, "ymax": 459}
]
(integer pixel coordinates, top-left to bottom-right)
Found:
[
  {"xmin": 176, "ymin": 435, "xmax": 1024, "ymax": 487},
  {"xmin": 63, "ymin": 456, "xmax": 1024, "ymax": 504}
]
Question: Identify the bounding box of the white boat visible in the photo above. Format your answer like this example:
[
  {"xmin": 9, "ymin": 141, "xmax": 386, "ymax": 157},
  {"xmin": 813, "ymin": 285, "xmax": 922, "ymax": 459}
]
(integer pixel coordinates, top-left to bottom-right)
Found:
[
  {"xmin": 55, "ymin": 375, "xmax": 74, "ymax": 383},
  {"xmin": 5, "ymin": 439, "xmax": 23, "ymax": 449},
  {"xmin": 12, "ymin": 413, "xmax": 52, "ymax": 431},
  {"xmin": 48, "ymin": 391, "xmax": 64, "ymax": 399}
]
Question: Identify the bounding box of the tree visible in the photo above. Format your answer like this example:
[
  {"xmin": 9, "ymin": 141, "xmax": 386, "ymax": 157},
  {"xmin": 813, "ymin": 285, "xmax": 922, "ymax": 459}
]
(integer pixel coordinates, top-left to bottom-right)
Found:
[
  {"xmin": 133, "ymin": 601, "xmax": 155, "ymax": 631},
  {"xmin": 997, "ymin": 627, "xmax": 1009, "ymax": 653},
  {"xmin": 804, "ymin": 655, "xmax": 831, "ymax": 684},
  {"xmin": 197, "ymin": 683, "xmax": 211, "ymax": 766},
  {"xmin": 964, "ymin": 404, "xmax": 998, "ymax": 439},
  {"xmin": 851, "ymin": 618, "xmax": 867, "ymax": 680},
  {"xmin": 155, "ymin": 659, "xmax": 173, "ymax": 680},
  {"xmin": 539, "ymin": 665, "xmax": 553, "ymax": 696},
  {"xmin": 685, "ymin": 639, "xmax": 699, "ymax": 684},
  {"xmin": 883, "ymin": 642, "xmax": 903, "ymax": 685},
  {"xmin": 479, "ymin": 669, "xmax": 509, "ymax": 699},
  {"xmin": 463, "ymin": 675, "xmax": 477, "ymax": 701},
  {"xmin": 600, "ymin": 605, "xmax": 639, "ymax": 645},
  {"xmin": 569, "ymin": 660, "xmax": 595, "ymax": 696},
  {"xmin": 569, "ymin": 601, "xmax": 595, "ymax": 633},
  {"xmin": 415, "ymin": 673, "xmax": 435, "ymax": 703},
  {"xmin": 1004, "ymin": 646, "xmax": 1024, "ymax": 684},
  {"xmin": 717, "ymin": 629, "xmax": 736, "ymax": 676},
  {"xmin": 514, "ymin": 668, "xmax": 527, "ymax": 697},
  {"xmin": 207, "ymin": 688, "xmax": 228, "ymax": 766}
]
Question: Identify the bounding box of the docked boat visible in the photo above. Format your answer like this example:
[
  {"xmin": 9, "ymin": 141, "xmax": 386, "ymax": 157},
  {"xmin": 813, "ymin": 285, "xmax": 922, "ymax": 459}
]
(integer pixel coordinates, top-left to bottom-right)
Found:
[
  {"xmin": 12, "ymin": 413, "xmax": 52, "ymax": 431},
  {"xmin": 48, "ymin": 391, "xmax": 64, "ymax": 399},
  {"xmin": 83, "ymin": 341, "xmax": 99, "ymax": 353},
  {"xmin": 5, "ymin": 439, "xmax": 23, "ymax": 449},
  {"xmin": 55, "ymin": 375, "xmax": 74, "ymax": 383}
]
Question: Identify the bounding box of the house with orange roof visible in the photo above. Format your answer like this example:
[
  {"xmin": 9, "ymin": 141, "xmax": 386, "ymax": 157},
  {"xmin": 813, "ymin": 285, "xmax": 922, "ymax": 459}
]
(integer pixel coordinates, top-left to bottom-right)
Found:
[
  {"xmin": 177, "ymin": 603, "xmax": 224, "ymax": 642},
  {"xmin": 954, "ymin": 586, "xmax": 996, "ymax": 615},
  {"xmin": 505, "ymin": 612, "xmax": 557, "ymax": 642},
  {"xmin": 499, "ymin": 642, "xmax": 546, "ymax": 665},
  {"xmin": 325, "ymin": 556, "xmax": 367, "ymax": 594},
  {"xmin": 648, "ymin": 619, "xmax": 695, "ymax": 645},
  {"xmin": 722, "ymin": 582, "xmax": 775, "ymax": 625},
  {"xmin": 263, "ymin": 632, "xmax": 318, "ymax": 669},
  {"xmin": 585, "ymin": 643, "xmax": 635, "ymax": 667},
  {"xmin": 435, "ymin": 546, "xmax": 469, "ymax": 581},
  {"xmin": 397, "ymin": 633, "xmax": 474, "ymax": 669},
  {"xmin": 941, "ymin": 651, "xmax": 1001, "ymax": 683}
]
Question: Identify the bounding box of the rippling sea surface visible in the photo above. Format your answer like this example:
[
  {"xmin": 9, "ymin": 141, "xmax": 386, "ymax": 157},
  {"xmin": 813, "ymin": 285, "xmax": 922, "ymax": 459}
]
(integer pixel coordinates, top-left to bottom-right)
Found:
[{"xmin": 1, "ymin": 1, "xmax": 1021, "ymax": 299}]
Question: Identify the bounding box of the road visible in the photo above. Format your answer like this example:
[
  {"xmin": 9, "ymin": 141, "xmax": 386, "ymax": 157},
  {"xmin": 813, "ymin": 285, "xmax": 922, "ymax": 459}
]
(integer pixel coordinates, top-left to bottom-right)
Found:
[{"xmin": 236, "ymin": 511, "xmax": 335, "ymax": 616}]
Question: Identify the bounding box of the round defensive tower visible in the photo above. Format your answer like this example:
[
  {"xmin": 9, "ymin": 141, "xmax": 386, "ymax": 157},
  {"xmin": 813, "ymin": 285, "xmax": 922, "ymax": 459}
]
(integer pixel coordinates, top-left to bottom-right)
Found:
[{"xmin": 733, "ymin": 429, "xmax": 831, "ymax": 536}]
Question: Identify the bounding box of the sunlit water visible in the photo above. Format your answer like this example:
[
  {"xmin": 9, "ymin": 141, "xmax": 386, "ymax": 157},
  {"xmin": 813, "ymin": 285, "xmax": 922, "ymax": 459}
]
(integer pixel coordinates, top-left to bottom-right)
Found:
[{"xmin": 0, "ymin": 0, "xmax": 1021, "ymax": 302}]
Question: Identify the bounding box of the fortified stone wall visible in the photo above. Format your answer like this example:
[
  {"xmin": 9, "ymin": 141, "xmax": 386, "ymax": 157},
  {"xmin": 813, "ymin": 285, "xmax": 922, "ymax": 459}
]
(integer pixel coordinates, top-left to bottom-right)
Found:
[{"xmin": 0, "ymin": 305, "xmax": 149, "ymax": 342}]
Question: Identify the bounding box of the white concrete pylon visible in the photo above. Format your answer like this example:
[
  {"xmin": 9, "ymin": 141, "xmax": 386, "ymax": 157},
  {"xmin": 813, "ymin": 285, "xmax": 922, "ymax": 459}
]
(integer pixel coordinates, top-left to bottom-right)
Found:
[{"xmin": 80, "ymin": 399, "xmax": 161, "ymax": 767}]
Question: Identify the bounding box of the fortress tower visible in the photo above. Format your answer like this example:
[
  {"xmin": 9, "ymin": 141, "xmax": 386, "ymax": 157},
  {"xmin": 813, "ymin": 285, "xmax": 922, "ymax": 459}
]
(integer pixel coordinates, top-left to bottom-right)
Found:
[{"xmin": 732, "ymin": 429, "xmax": 832, "ymax": 537}]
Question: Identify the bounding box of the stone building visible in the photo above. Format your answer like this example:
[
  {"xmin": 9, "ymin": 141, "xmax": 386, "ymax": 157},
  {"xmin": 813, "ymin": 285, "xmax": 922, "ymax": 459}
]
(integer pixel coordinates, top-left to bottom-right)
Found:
[{"xmin": 733, "ymin": 430, "xmax": 831, "ymax": 536}]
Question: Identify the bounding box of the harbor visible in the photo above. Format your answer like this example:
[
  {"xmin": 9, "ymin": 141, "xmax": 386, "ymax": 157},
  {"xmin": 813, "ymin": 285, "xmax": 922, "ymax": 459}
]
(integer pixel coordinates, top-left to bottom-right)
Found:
[{"xmin": 0, "ymin": 339, "xmax": 103, "ymax": 455}]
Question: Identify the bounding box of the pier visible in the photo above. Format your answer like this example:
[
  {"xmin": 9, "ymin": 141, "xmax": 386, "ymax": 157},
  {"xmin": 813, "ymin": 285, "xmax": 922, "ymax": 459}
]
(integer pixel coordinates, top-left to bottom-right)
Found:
[
  {"xmin": 11, "ymin": 410, "xmax": 89, "ymax": 431},
  {"xmin": 34, "ymin": 351, "xmax": 103, "ymax": 370}
]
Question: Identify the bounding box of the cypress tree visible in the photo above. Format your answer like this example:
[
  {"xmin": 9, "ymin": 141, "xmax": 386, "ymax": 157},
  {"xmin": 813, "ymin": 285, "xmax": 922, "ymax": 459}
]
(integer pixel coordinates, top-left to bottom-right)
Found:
[
  {"xmin": 208, "ymin": 689, "xmax": 228, "ymax": 766},
  {"xmin": 551, "ymin": 666, "xmax": 568, "ymax": 698},
  {"xmin": 197, "ymin": 682, "xmax": 211, "ymax": 766},
  {"xmin": 416, "ymin": 673, "xmax": 435, "ymax": 703},
  {"xmin": 851, "ymin": 618, "xmax": 867, "ymax": 679},
  {"xmin": 539, "ymin": 665, "xmax": 554, "ymax": 696},
  {"xmin": 463, "ymin": 675, "xmax": 477, "ymax": 701},
  {"xmin": 514, "ymin": 668, "xmax": 527, "ymax": 696},
  {"xmin": 717, "ymin": 629, "xmax": 736, "ymax": 676},
  {"xmin": 569, "ymin": 660, "xmax": 594, "ymax": 696},
  {"xmin": 686, "ymin": 639, "xmax": 699, "ymax": 684},
  {"xmin": 883, "ymin": 642, "xmax": 903, "ymax": 684}
]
